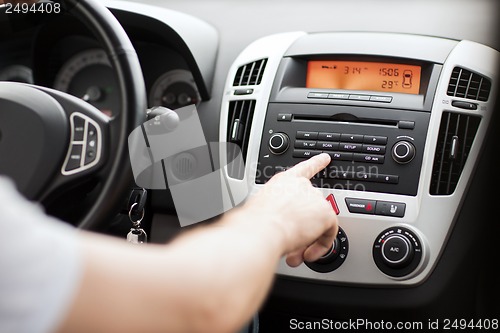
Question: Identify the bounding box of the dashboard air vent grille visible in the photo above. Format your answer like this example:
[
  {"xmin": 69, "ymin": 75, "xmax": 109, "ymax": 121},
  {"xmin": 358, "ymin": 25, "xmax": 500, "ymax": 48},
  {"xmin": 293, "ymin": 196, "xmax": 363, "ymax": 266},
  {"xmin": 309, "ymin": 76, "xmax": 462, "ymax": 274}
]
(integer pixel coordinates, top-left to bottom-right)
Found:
[
  {"xmin": 430, "ymin": 112, "xmax": 481, "ymax": 195},
  {"xmin": 227, "ymin": 100, "xmax": 255, "ymax": 179},
  {"xmin": 233, "ymin": 59, "xmax": 268, "ymax": 86},
  {"xmin": 447, "ymin": 67, "xmax": 491, "ymax": 101}
]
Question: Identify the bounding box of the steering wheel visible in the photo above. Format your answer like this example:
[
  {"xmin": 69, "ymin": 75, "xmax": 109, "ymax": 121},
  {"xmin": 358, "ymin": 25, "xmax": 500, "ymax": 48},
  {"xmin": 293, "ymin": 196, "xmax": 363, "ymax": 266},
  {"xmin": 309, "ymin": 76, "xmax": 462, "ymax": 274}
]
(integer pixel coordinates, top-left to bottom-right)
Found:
[{"xmin": 0, "ymin": 0, "xmax": 147, "ymax": 230}]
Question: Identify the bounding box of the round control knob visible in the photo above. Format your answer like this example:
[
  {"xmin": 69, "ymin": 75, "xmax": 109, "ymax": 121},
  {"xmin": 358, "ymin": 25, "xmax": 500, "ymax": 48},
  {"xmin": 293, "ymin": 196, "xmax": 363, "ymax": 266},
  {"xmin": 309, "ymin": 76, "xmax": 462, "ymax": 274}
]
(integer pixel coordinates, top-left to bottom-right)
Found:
[
  {"xmin": 392, "ymin": 141, "xmax": 416, "ymax": 164},
  {"xmin": 381, "ymin": 234, "xmax": 414, "ymax": 267},
  {"xmin": 268, "ymin": 132, "xmax": 289, "ymax": 155},
  {"xmin": 373, "ymin": 227, "xmax": 423, "ymax": 278},
  {"xmin": 305, "ymin": 227, "xmax": 349, "ymax": 273},
  {"xmin": 315, "ymin": 239, "xmax": 341, "ymax": 264}
]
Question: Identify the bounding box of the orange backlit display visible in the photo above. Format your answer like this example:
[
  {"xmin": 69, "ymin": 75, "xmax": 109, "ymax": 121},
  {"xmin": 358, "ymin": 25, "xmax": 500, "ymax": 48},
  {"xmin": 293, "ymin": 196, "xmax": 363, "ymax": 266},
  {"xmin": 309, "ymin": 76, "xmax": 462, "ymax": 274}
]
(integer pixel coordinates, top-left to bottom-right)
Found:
[{"xmin": 306, "ymin": 61, "xmax": 422, "ymax": 95}]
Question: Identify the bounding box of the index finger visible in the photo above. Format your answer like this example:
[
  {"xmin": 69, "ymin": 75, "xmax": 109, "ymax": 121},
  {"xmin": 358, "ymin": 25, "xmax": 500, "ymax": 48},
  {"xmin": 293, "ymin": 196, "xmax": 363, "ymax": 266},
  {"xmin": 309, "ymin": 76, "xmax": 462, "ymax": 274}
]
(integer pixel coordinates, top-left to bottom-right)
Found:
[{"xmin": 287, "ymin": 153, "xmax": 331, "ymax": 179}]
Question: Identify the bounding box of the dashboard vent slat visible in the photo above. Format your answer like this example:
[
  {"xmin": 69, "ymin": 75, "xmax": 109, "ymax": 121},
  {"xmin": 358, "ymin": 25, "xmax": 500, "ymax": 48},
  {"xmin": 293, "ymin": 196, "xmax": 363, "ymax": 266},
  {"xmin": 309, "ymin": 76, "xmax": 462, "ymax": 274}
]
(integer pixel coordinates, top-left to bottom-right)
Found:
[
  {"xmin": 233, "ymin": 59, "xmax": 268, "ymax": 86},
  {"xmin": 226, "ymin": 100, "xmax": 256, "ymax": 179},
  {"xmin": 430, "ymin": 112, "xmax": 481, "ymax": 195},
  {"xmin": 447, "ymin": 67, "xmax": 491, "ymax": 102}
]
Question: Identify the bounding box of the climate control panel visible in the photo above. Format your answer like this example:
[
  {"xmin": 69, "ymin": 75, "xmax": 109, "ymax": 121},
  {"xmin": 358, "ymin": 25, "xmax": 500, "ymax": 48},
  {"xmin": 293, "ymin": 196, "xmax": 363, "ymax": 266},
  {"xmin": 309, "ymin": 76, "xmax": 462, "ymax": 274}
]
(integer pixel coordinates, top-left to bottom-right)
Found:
[
  {"xmin": 306, "ymin": 226, "xmax": 349, "ymax": 273},
  {"xmin": 373, "ymin": 227, "xmax": 423, "ymax": 278}
]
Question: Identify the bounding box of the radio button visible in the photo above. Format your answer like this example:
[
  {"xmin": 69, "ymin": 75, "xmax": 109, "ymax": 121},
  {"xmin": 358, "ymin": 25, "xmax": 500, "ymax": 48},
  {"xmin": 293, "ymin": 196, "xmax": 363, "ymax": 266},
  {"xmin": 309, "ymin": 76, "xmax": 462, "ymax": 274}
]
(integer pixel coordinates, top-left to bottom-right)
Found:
[
  {"xmin": 376, "ymin": 174, "xmax": 399, "ymax": 184},
  {"xmin": 392, "ymin": 141, "xmax": 416, "ymax": 164},
  {"xmin": 353, "ymin": 172, "xmax": 375, "ymax": 182},
  {"xmin": 370, "ymin": 95, "xmax": 393, "ymax": 103},
  {"xmin": 353, "ymin": 154, "xmax": 385, "ymax": 164},
  {"xmin": 308, "ymin": 92, "xmax": 329, "ymax": 99},
  {"xmin": 317, "ymin": 141, "xmax": 339, "ymax": 151},
  {"xmin": 349, "ymin": 94, "xmax": 371, "ymax": 101},
  {"xmin": 294, "ymin": 140, "xmax": 317, "ymax": 149},
  {"xmin": 340, "ymin": 134, "xmax": 364, "ymax": 143},
  {"xmin": 318, "ymin": 132, "xmax": 341, "ymax": 141},
  {"xmin": 338, "ymin": 171, "xmax": 355, "ymax": 180},
  {"xmin": 268, "ymin": 133, "xmax": 290, "ymax": 155},
  {"xmin": 328, "ymin": 151, "xmax": 353, "ymax": 161},
  {"xmin": 363, "ymin": 136, "xmax": 388, "ymax": 145},
  {"xmin": 293, "ymin": 150, "xmax": 321, "ymax": 158},
  {"xmin": 277, "ymin": 113, "xmax": 292, "ymax": 122},
  {"xmin": 328, "ymin": 93, "xmax": 350, "ymax": 100},
  {"xmin": 274, "ymin": 166, "xmax": 287, "ymax": 175},
  {"xmin": 339, "ymin": 142, "xmax": 362, "ymax": 152},
  {"xmin": 398, "ymin": 120, "xmax": 415, "ymax": 130},
  {"xmin": 296, "ymin": 131, "xmax": 319, "ymax": 140},
  {"xmin": 362, "ymin": 144, "xmax": 386, "ymax": 155}
]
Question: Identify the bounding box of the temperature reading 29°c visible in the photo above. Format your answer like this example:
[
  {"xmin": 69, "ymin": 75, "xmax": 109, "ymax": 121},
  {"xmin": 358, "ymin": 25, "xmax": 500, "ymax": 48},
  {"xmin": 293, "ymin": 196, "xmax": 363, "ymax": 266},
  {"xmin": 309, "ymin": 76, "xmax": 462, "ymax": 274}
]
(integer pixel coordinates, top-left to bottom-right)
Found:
[{"xmin": 306, "ymin": 60, "xmax": 422, "ymax": 95}]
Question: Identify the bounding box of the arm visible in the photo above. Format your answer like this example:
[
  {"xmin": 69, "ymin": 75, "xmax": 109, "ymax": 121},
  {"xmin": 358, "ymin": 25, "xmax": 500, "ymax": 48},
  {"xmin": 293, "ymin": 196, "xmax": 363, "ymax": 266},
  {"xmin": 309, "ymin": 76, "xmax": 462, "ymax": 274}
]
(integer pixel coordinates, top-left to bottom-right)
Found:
[{"xmin": 57, "ymin": 153, "xmax": 338, "ymax": 333}]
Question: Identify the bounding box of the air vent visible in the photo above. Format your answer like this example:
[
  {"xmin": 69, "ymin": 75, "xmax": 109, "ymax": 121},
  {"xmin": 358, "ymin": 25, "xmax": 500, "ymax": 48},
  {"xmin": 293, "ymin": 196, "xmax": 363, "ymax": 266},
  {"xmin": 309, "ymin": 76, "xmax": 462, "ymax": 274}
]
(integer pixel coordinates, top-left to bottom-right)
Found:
[
  {"xmin": 430, "ymin": 112, "xmax": 481, "ymax": 195},
  {"xmin": 227, "ymin": 100, "xmax": 255, "ymax": 179},
  {"xmin": 447, "ymin": 67, "xmax": 491, "ymax": 101},
  {"xmin": 233, "ymin": 59, "xmax": 268, "ymax": 86}
]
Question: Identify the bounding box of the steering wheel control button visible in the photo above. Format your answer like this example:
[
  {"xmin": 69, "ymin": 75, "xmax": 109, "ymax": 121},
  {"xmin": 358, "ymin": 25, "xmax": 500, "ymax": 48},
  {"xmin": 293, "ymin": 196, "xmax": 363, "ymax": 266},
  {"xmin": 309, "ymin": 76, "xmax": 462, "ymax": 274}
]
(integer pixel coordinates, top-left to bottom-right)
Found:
[
  {"xmin": 375, "ymin": 201, "xmax": 406, "ymax": 218},
  {"xmin": 72, "ymin": 116, "xmax": 86, "ymax": 142},
  {"xmin": 326, "ymin": 194, "xmax": 340, "ymax": 215},
  {"xmin": 306, "ymin": 227, "xmax": 349, "ymax": 273},
  {"xmin": 85, "ymin": 123, "xmax": 99, "ymax": 165},
  {"xmin": 65, "ymin": 145, "xmax": 83, "ymax": 171},
  {"xmin": 268, "ymin": 132, "xmax": 289, "ymax": 155},
  {"xmin": 62, "ymin": 113, "xmax": 102, "ymax": 175},
  {"xmin": 345, "ymin": 198, "xmax": 376, "ymax": 215},
  {"xmin": 392, "ymin": 141, "xmax": 416, "ymax": 164},
  {"xmin": 373, "ymin": 227, "xmax": 423, "ymax": 278}
]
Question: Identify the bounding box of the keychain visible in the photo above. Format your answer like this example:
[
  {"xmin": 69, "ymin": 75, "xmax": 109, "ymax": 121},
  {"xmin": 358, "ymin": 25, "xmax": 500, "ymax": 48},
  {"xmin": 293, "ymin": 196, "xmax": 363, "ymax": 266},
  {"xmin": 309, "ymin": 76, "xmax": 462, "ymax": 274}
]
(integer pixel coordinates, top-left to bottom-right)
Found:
[{"xmin": 126, "ymin": 202, "xmax": 148, "ymax": 244}]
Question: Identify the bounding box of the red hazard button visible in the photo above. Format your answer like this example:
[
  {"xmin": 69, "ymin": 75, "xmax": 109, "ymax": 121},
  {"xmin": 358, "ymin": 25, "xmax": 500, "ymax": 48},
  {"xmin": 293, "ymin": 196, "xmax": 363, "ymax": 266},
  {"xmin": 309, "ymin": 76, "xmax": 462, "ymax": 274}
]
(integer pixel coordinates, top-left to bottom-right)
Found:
[{"xmin": 345, "ymin": 198, "xmax": 376, "ymax": 215}]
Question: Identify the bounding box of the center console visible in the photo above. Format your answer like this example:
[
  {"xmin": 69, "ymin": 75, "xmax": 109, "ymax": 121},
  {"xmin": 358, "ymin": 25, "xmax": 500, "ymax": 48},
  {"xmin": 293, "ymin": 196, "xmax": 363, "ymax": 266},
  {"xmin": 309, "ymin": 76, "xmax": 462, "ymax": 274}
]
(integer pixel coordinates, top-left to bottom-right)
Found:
[{"xmin": 220, "ymin": 32, "xmax": 498, "ymax": 286}]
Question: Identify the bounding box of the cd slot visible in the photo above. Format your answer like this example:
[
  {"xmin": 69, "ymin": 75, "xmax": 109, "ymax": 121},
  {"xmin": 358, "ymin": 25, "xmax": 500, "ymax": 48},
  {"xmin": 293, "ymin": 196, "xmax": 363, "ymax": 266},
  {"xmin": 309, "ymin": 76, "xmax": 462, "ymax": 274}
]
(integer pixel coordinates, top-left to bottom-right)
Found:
[{"xmin": 293, "ymin": 113, "xmax": 399, "ymax": 128}]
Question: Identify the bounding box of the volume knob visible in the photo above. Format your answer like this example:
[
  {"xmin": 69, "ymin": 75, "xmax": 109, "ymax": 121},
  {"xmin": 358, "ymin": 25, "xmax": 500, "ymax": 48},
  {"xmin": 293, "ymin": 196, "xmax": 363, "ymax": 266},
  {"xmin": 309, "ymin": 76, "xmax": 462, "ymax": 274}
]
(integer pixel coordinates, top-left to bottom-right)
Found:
[
  {"xmin": 268, "ymin": 133, "xmax": 289, "ymax": 155},
  {"xmin": 392, "ymin": 141, "xmax": 416, "ymax": 164}
]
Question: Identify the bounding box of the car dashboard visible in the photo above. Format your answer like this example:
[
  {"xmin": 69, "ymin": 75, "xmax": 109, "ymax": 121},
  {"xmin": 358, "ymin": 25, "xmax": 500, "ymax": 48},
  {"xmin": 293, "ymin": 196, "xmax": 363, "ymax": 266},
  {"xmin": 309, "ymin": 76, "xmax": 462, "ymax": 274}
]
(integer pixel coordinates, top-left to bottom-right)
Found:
[
  {"xmin": 1, "ymin": 0, "xmax": 499, "ymax": 331},
  {"xmin": 0, "ymin": 1, "xmax": 214, "ymax": 116}
]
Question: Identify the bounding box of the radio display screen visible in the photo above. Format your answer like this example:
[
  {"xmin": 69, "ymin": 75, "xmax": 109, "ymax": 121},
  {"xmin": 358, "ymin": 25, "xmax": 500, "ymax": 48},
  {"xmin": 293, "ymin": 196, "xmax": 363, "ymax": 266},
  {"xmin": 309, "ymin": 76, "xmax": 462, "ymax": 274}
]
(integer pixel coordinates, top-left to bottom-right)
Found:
[{"xmin": 306, "ymin": 60, "xmax": 422, "ymax": 95}]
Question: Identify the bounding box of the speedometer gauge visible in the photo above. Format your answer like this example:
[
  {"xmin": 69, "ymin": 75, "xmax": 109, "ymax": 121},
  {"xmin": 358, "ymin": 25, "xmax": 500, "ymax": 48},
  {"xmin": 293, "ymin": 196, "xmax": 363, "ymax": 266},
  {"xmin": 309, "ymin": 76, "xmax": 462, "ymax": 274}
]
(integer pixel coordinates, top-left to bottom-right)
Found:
[
  {"xmin": 149, "ymin": 69, "xmax": 200, "ymax": 109},
  {"xmin": 54, "ymin": 49, "xmax": 120, "ymax": 117}
]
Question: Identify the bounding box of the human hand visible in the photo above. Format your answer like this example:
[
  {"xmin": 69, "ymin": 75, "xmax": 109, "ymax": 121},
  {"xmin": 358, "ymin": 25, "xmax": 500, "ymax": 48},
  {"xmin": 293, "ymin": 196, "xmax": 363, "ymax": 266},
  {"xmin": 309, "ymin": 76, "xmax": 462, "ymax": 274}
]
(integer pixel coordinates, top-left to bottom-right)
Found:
[{"xmin": 245, "ymin": 153, "xmax": 339, "ymax": 267}]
